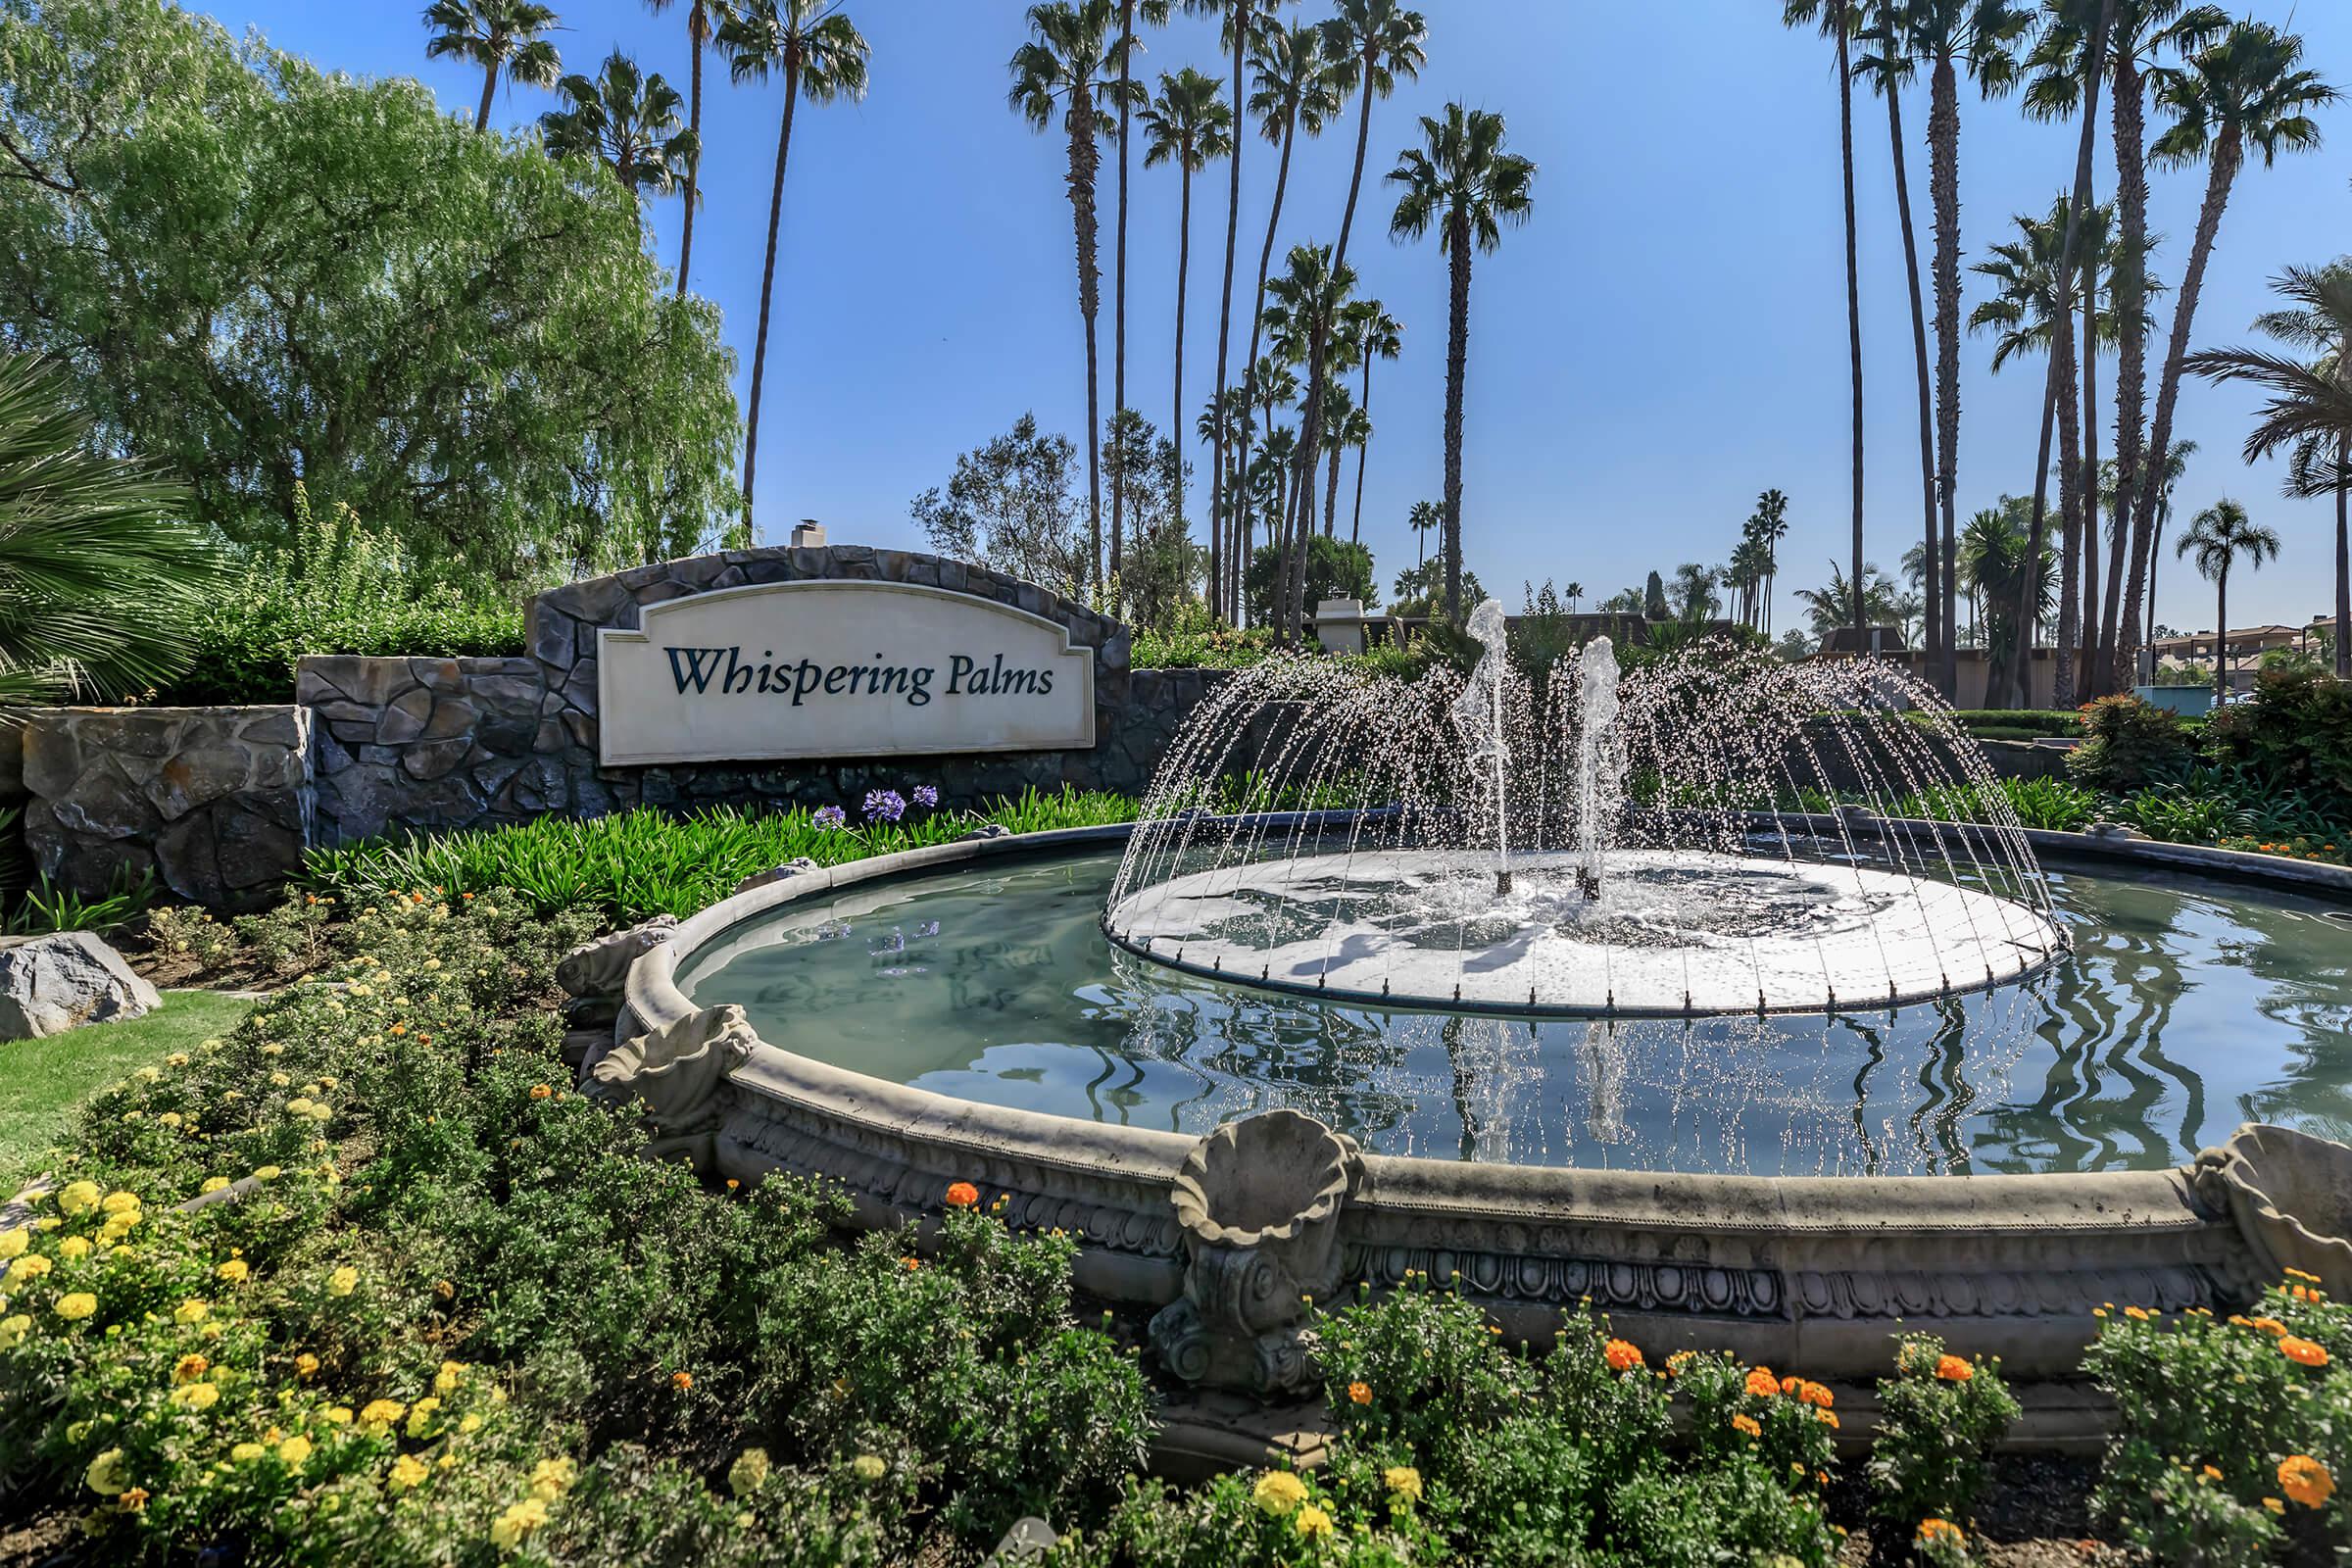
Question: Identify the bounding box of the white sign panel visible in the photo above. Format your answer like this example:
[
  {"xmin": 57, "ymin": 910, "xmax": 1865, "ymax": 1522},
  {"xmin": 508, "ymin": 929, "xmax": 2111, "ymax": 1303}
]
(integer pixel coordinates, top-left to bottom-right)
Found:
[{"xmin": 596, "ymin": 581, "xmax": 1097, "ymax": 765}]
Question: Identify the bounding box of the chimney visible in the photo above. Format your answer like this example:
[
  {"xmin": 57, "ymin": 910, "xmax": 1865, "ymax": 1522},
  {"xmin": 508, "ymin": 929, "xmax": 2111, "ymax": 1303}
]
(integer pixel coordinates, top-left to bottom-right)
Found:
[{"xmin": 790, "ymin": 519, "xmax": 826, "ymax": 549}]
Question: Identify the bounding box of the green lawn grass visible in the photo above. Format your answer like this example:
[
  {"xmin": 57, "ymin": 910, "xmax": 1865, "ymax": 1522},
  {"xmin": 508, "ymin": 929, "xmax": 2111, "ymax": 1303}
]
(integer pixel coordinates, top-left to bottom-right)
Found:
[{"xmin": 0, "ymin": 990, "xmax": 254, "ymax": 1194}]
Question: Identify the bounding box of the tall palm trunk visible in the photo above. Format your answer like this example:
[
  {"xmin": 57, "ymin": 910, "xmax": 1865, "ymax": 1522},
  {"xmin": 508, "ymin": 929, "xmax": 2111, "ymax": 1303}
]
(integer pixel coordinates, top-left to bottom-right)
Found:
[
  {"xmin": 2103, "ymin": 56, "xmax": 2151, "ymax": 691},
  {"xmin": 1929, "ymin": 50, "xmax": 1963, "ymax": 683},
  {"xmin": 675, "ymin": 3, "xmax": 707, "ymax": 295},
  {"xmin": 1110, "ymin": 0, "xmax": 1135, "ymax": 592},
  {"xmin": 2080, "ymin": 272, "xmax": 2101, "ymax": 686},
  {"xmin": 2127, "ymin": 122, "xmax": 2242, "ymax": 685},
  {"xmin": 2213, "ymin": 565, "xmax": 2229, "ymax": 702},
  {"xmin": 1884, "ymin": 38, "xmax": 1943, "ymax": 693},
  {"xmin": 476, "ymin": 61, "xmax": 500, "ymax": 133},
  {"xmin": 1237, "ymin": 109, "xmax": 1298, "ymax": 630},
  {"xmin": 2337, "ymin": 437, "xmax": 2350, "ymax": 678},
  {"xmin": 740, "ymin": 51, "xmax": 804, "ymax": 544},
  {"xmin": 1838, "ymin": 3, "xmax": 1864, "ymax": 658},
  {"xmin": 1065, "ymin": 93, "xmax": 1105, "ymax": 593},
  {"xmin": 1172, "ymin": 153, "xmax": 1195, "ymax": 540},
  {"xmin": 1349, "ymin": 353, "xmax": 1372, "ymax": 542},
  {"xmin": 1441, "ymin": 212, "xmax": 1471, "ymax": 623},
  {"xmin": 1324, "ymin": 435, "xmax": 1342, "ymax": 536},
  {"xmin": 2053, "ymin": 319, "xmax": 2083, "ymax": 707},
  {"xmin": 1210, "ymin": 23, "xmax": 1245, "ymax": 621}
]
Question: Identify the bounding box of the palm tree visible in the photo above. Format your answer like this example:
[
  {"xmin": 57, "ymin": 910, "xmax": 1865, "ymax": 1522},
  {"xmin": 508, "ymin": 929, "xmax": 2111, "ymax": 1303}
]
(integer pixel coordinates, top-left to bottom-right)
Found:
[
  {"xmin": 1336, "ymin": 299, "xmax": 1400, "ymax": 543},
  {"xmin": 1848, "ymin": 0, "xmax": 1947, "ymax": 694},
  {"xmin": 2176, "ymin": 498, "xmax": 2279, "ymax": 699},
  {"xmin": 0, "ymin": 355, "xmax": 218, "ymax": 708},
  {"xmin": 2129, "ymin": 21, "xmax": 2334, "ymax": 676},
  {"xmin": 719, "ymin": 0, "xmax": 869, "ymax": 546},
  {"xmin": 1258, "ymin": 243, "xmax": 1355, "ymax": 633},
  {"xmin": 2186, "ymin": 262, "xmax": 2352, "ymax": 680},
  {"xmin": 1388, "ymin": 105, "xmax": 1535, "ymax": 625},
  {"xmin": 1747, "ymin": 488, "xmax": 1791, "ymax": 635},
  {"xmin": 423, "ymin": 0, "xmax": 564, "ymax": 135},
  {"xmin": 1319, "ymin": 384, "xmax": 1368, "ymax": 538},
  {"xmin": 539, "ymin": 51, "xmax": 698, "ymax": 213},
  {"xmin": 1108, "ymin": 0, "xmax": 1171, "ymax": 596},
  {"xmin": 1141, "ymin": 68, "xmax": 1232, "ymax": 545},
  {"xmin": 1406, "ymin": 497, "xmax": 1440, "ymax": 566},
  {"xmin": 1233, "ymin": 18, "xmax": 1341, "ymax": 620},
  {"xmin": 1959, "ymin": 499, "xmax": 2056, "ymax": 699},
  {"xmin": 642, "ymin": 0, "xmax": 731, "ymax": 296}
]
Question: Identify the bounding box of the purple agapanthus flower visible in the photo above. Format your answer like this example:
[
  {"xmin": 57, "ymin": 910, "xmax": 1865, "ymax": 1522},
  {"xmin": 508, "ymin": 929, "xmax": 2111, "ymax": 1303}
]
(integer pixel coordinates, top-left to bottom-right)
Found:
[
  {"xmin": 812, "ymin": 805, "xmax": 848, "ymax": 830},
  {"xmin": 911, "ymin": 785, "xmax": 940, "ymax": 809},
  {"xmin": 863, "ymin": 789, "xmax": 906, "ymax": 823}
]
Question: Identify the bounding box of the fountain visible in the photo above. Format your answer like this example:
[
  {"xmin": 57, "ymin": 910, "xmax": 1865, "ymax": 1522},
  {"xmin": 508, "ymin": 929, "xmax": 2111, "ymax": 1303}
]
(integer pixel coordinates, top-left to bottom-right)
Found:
[{"xmin": 1102, "ymin": 602, "xmax": 2066, "ymax": 1018}]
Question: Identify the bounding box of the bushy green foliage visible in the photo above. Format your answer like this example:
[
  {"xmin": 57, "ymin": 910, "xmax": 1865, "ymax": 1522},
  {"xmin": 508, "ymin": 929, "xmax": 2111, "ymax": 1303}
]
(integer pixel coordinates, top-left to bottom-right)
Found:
[
  {"xmin": 0, "ymin": 886, "xmax": 1151, "ymax": 1561},
  {"xmin": 1246, "ymin": 536, "xmax": 1376, "ymax": 628},
  {"xmin": 2067, "ymin": 695, "xmax": 2195, "ymax": 791},
  {"xmin": 2207, "ymin": 663, "xmax": 2352, "ymax": 819},
  {"xmin": 301, "ymin": 788, "xmax": 1141, "ymax": 921},
  {"xmin": 158, "ymin": 486, "xmax": 524, "ymax": 707},
  {"xmin": 3, "ymin": 865, "xmax": 157, "ymax": 937},
  {"xmin": 1936, "ymin": 710, "xmax": 2084, "ymax": 739},
  {"xmin": 1867, "ymin": 1335, "xmax": 2019, "ymax": 1536},
  {"xmin": 2084, "ymin": 1279, "xmax": 2349, "ymax": 1565},
  {"xmin": 1131, "ymin": 600, "xmax": 1276, "ymax": 669}
]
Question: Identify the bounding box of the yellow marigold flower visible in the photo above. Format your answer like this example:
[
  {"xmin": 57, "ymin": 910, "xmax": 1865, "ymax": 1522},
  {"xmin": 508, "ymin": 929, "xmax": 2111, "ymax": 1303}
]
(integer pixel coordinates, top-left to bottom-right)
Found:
[
  {"xmin": 293, "ymin": 1352, "xmax": 319, "ymax": 1380},
  {"xmin": 728, "ymin": 1447, "xmax": 771, "ymax": 1496},
  {"xmin": 528, "ymin": 1457, "xmax": 577, "ymax": 1501},
  {"xmin": 57, "ymin": 1236, "xmax": 90, "ymax": 1261},
  {"xmin": 173, "ymin": 1353, "xmax": 209, "ymax": 1384},
  {"xmin": 100, "ymin": 1191, "xmax": 140, "ymax": 1215},
  {"xmin": 2124, "ymin": 1305, "xmax": 2151, "ymax": 1321},
  {"xmin": 1935, "ymin": 1354, "xmax": 1974, "ymax": 1383},
  {"xmin": 217, "ymin": 1259, "xmax": 249, "ymax": 1286},
  {"xmin": 2279, "ymin": 1455, "xmax": 2334, "ymax": 1509},
  {"xmin": 388, "ymin": 1454, "xmax": 430, "ymax": 1494},
  {"xmin": 83, "ymin": 1448, "xmax": 125, "ymax": 1494},
  {"xmin": 460, "ymin": 1413, "xmax": 482, "ymax": 1434},
  {"xmin": 0, "ymin": 1229, "xmax": 24, "ymax": 1259},
  {"xmin": 254, "ymin": 1166, "xmax": 281, "ymax": 1182},
  {"xmin": 322, "ymin": 1406, "xmax": 352, "ymax": 1426},
  {"xmin": 407, "ymin": 1397, "xmax": 443, "ymax": 1438},
  {"xmin": 54, "ymin": 1292, "xmax": 96, "ymax": 1321},
  {"xmin": 1252, "ymin": 1470, "xmax": 1308, "ymax": 1515},
  {"xmin": 434, "ymin": 1359, "xmax": 466, "ymax": 1393},
  {"xmin": 1744, "ymin": 1367, "xmax": 1780, "ymax": 1398},
  {"xmin": 308, "ymin": 1102, "xmax": 332, "ymax": 1122},
  {"xmin": 490, "ymin": 1496, "xmax": 549, "ymax": 1551},
  {"xmin": 360, "ymin": 1398, "xmax": 406, "ymax": 1428},
  {"xmin": 167, "ymin": 1053, "xmax": 189, "ymax": 1068},
  {"xmin": 230, "ymin": 1442, "xmax": 266, "ymax": 1462},
  {"xmin": 285, "ymin": 1097, "xmax": 314, "ymax": 1116},
  {"xmin": 173, "ymin": 1299, "xmax": 209, "ymax": 1325},
  {"xmin": 278, "ymin": 1436, "xmax": 312, "ymax": 1467},
  {"xmin": 1604, "ymin": 1338, "xmax": 1644, "ymax": 1372},
  {"xmin": 1294, "ymin": 1504, "xmax": 1334, "ymax": 1539},
  {"xmin": 58, "ymin": 1181, "xmax": 101, "ymax": 1216},
  {"xmin": 326, "ymin": 1266, "xmax": 359, "ymax": 1298},
  {"xmin": 851, "ymin": 1453, "xmax": 887, "ymax": 1482},
  {"xmin": 1916, "ymin": 1519, "xmax": 1964, "ymax": 1546},
  {"xmin": 0, "ymin": 1314, "xmax": 29, "ymax": 1349},
  {"xmin": 1383, "ymin": 1465, "xmax": 1422, "ymax": 1502},
  {"xmin": 6, "ymin": 1255, "xmax": 52, "ymax": 1286},
  {"xmin": 2279, "ymin": 1336, "xmax": 2329, "ymax": 1369},
  {"xmin": 2263, "ymin": 1495, "xmax": 2286, "ymax": 1514},
  {"xmin": 172, "ymin": 1381, "xmax": 220, "ymax": 1410},
  {"xmin": 1347, "ymin": 1380, "xmax": 1373, "ymax": 1406},
  {"xmin": 1731, "ymin": 1413, "xmax": 1762, "ymax": 1439},
  {"xmin": 157, "ymin": 1112, "xmax": 182, "ymax": 1129}
]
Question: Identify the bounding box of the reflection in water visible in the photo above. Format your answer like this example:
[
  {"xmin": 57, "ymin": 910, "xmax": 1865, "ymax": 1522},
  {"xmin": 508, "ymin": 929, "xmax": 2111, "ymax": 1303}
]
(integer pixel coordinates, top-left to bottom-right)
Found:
[{"xmin": 672, "ymin": 853, "xmax": 2352, "ymax": 1176}]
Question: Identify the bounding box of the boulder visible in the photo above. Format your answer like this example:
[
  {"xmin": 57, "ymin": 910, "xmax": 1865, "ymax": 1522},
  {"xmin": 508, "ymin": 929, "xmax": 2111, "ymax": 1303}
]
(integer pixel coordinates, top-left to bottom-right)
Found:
[{"xmin": 0, "ymin": 932, "xmax": 163, "ymax": 1040}]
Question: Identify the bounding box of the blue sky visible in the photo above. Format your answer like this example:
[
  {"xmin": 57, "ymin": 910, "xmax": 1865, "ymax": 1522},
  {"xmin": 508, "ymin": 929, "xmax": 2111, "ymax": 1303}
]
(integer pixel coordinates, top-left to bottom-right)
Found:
[{"xmin": 204, "ymin": 0, "xmax": 2352, "ymax": 634}]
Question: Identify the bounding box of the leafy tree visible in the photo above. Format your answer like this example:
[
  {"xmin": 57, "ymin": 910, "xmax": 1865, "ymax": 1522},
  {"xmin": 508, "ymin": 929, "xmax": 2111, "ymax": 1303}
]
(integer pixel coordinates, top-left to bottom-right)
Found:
[
  {"xmin": 540, "ymin": 49, "xmax": 699, "ymax": 213},
  {"xmin": 1642, "ymin": 570, "xmax": 1668, "ymax": 621},
  {"xmin": 1795, "ymin": 559, "xmax": 1908, "ymax": 645},
  {"xmin": 1102, "ymin": 408, "xmax": 1196, "ymax": 628},
  {"xmin": 909, "ymin": 415, "xmax": 1086, "ymax": 600},
  {"xmin": 1670, "ymin": 562, "xmax": 1720, "ymax": 622},
  {"xmin": 1139, "ymin": 67, "xmax": 1232, "ymax": 538},
  {"xmin": 422, "ymin": 0, "xmax": 564, "ymax": 134},
  {"xmin": 2175, "ymin": 497, "xmax": 2280, "ymax": 700},
  {"xmin": 721, "ymin": 0, "xmax": 871, "ymax": 543},
  {"xmin": 0, "ymin": 0, "xmax": 740, "ymax": 579},
  {"xmin": 1387, "ymin": 103, "xmax": 1536, "ymax": 624},
  {"xmin": 2185, "ymin": 261, "xmax": 2352, "ymax": 680},
  {"xmin": 1247, "ymin": 533, "xmax": 1371, "ymax": 628},
  {"xmin": 0, "ymin": 355, "xmax": 217, "ymax": 707}
]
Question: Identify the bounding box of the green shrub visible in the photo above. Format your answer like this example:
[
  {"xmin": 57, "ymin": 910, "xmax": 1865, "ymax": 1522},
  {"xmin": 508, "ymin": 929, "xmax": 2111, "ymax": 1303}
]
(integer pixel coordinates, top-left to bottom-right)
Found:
[
  {"xmin": 2206, "ymin": 663, "xmax": 2352, "ymax": 819},
  {"xmin": 156, "ymin": 485, "xmax": 524, "ymax": 707},
  {"xmin": 141, "ymin": 905, "xmax": 242, "ymax": 973},
  {"xmin": 1131, "ymin": 601, "xmax": 1275, "ymax": 670},
  {"xmin": 2083, "ymin": 1276, "xmax": 2349, "ymax": 1565},
  {"xmin": 1934, "ymin": 709, "xmax": 2082, "ymax": 739},
  {"xmin": 3, "ymin": 866, "xmax": 156, "ymax": 936},
  {"xmin": 1866, "ymin": 1335, "xmax": 2018, "ymax": 1537},
  {"xmin": 2067, "ymin": 694, "xmax": 2196, "ymax": 791}
]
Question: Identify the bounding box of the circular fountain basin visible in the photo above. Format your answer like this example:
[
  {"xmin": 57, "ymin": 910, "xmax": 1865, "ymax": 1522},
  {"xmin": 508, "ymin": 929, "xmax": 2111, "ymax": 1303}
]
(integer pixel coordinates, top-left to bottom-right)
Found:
[{"xmin": 1101, "ymin": 847, "xmax": 2065, "ymax": 1017}]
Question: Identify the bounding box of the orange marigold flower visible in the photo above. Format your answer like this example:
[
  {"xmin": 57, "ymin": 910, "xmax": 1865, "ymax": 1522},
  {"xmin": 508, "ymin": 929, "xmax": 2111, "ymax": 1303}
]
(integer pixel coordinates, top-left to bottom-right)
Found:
[
  {"xmin": 2124, "ymin": 1305, "xmax": 2151, "ymax": 1321},
  {"xmin": 1797, "ymin": 1381, "xmax": 1835, "ymax": 1409},
  {"xmin": 529, "ymin": 1084, "xmax": 553, "ymax": 1101},
  {"xmin": 2278, "ymin": 1336, "xmax": 2329, "ymax": 1369},
  {"xmin": 1916, "ymin": 1519, "xmax": 1964, "ymax": 1546},
  {"xmin": 1935, "ymin": 1354, "xmax": 1974, "ymax": 1383},
  {"xmin": 944, "ymin": 1182, "xmax": 980, "ymax": 1209},
  {"xmin": 1744, "ymin": 1368, "xmax": 1781, "ymax": 1398},
  {"xmin": 1604, "ymin": 1339, "xmax": 1643, "ymax": 1373},
  {"xmin": 670, "ymin": 1371, "xmax": 694, "ymax": 1392},
  {"xmin": 902, "ymin": 1256, "xmax": 921, "ymax": 1271},
  {"xmin": 2248, "ymin": 1316, "xmax": 2289, "ymax": 1337},
  {"xmin": 1348, "ymin": 1381, "xmax": 1373, "ymax": 1406},
  {"xmin": 2278, "ymin": 1455, "xmax": 2334, "ymax": 1509},
  {"xmin": 1731, "ymin": 1413, "xmax": 1762, "ymax": 1439},
  {"xmin": 1815, "ymin": 1408, "xmax": 1839, "ymax": 1429}
]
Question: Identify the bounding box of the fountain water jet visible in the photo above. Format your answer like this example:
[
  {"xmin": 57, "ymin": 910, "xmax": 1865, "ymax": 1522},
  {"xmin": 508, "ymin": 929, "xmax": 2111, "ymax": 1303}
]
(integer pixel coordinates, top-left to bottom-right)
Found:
[{"xmin": 1104, "ymin": 600, "xmax": 2065, "ymax": 1018}]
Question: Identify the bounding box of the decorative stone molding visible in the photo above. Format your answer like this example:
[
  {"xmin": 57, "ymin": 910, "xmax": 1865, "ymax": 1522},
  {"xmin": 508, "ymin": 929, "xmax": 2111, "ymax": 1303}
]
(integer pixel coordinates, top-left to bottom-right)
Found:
[
  {"xmin": 1150, "ymin": 1110, "xmax": 1363, "ymax": 1395},
  {"xmin": 19, "ymin": 707, "xmax": 312, "ymax": 909},
  {"xmin": 590, "ymin": 1004, "xmax": 758, "ymax": 1166},
  {"xmin": 2193, "ymin": 1123, "xmax": 2352, "ymax": 1297},
  {"xmin": 555, "ymin": 916, "xmax": 678, "ymax": 1000}
]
